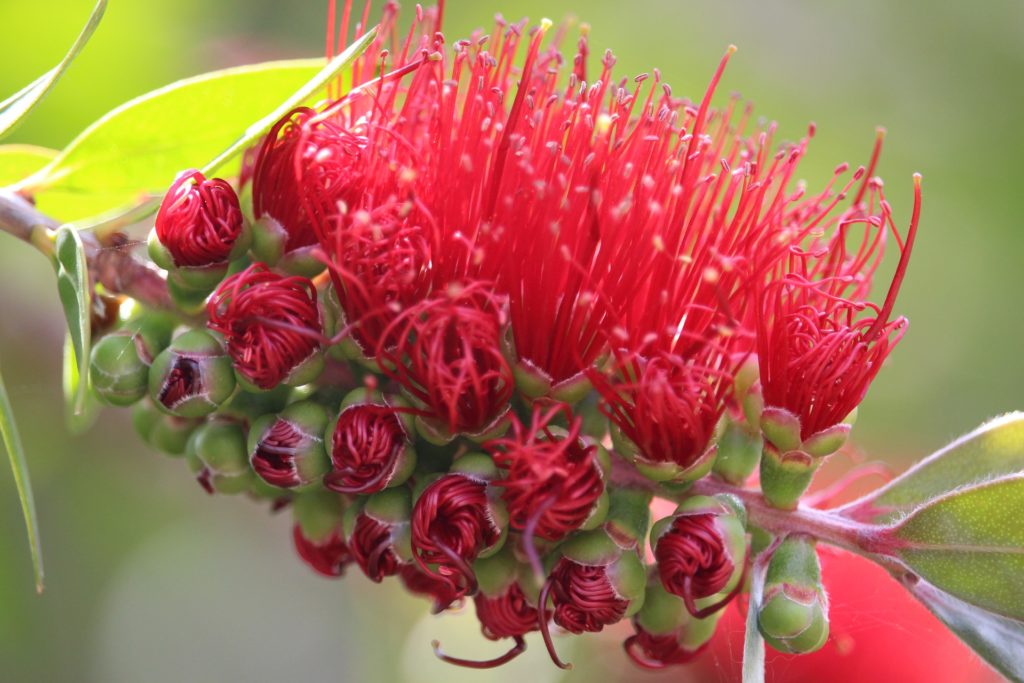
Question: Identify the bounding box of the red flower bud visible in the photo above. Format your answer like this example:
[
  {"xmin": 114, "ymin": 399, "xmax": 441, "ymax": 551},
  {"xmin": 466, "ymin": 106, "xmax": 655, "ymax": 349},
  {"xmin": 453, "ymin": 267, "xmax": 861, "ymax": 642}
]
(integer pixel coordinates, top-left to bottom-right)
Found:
[
  {"xmin": 292, "ymin": 524, "xmax": 352, "ymax": 578},
  {"xmin": 547, "ymin": 558, "xmax": 629, "ymax": 634},
  {"xmin": 655, "ymin": 514, "xmax": 734, "ymax": 601},
  {"xmin": 411, "ymin": 470, "xmax": 504, "ymax": 596},
  {"xmin": 248, "ymin": 402, "xmax": 330, "ymax": 489},
  {"xmin": 207, "ymin": 263, "xmax": 323, "ymax": 390},
  {"xmin": 154, "ymin": 169, "xmax": 244, "ymax": 267},
  {"xmin": 325, "ymin": 402, "xmax": 410, "ymax": 494},
  {"xmin": 349, "ymin": 512, "xmax": 404, "ymax": 583},
  {"xmin": 377, "ymin": 285, "xmax": 513, "ymax": 438},
  {"xmin": 399, "ymin": 563, "xmax": 463, "ymax": 614},
  {"xmin": 433, "ymin": 581, "xmax": 539, "ymax": 670},
  {"xmin": 624, "ymin": 623, "xmax": 709, "ymax": 669}
]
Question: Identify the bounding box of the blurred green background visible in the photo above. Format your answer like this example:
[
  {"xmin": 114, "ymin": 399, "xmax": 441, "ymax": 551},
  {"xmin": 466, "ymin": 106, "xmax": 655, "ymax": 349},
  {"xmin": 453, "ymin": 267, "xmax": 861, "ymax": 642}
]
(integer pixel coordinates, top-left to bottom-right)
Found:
[{"xmin": 0, "ymin": 1, "xmax": 1020, "ymax": 681}]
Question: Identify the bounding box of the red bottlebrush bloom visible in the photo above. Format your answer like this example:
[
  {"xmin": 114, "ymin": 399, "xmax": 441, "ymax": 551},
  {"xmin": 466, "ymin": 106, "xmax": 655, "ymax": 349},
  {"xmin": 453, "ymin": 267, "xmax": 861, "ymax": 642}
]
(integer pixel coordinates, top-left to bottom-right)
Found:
[
  {"xmin": 488, "ymin": 403, "xmax": 604, "ymax": 575},
  {"xmin": 411, "ymin": 472, "xmax": 503, "ymax": 595},
  {"xmin": 624, "ymin": 622, "xmax": 709, "ymax": 669},
  {"xmin": 349, "ymin": 512, "xmax": 404, "ymax": 583},
  {"xmin": 325, "ymin": 403, "xmax": 408, "ymax": 494},
  {"xmin": 292, "ymin": 524, "xmax": 353, "ymax": 578},
  {"xmin": 399, "ymin": 563, "xmax": 464, "ymax": 614},
  {"xmin": 756, "ymin": 173, "xmax": 923, "ymax": 440},
  {"xmin": 591, "ymin": 347, "xmax": 732, "ymax": 480},
  {"xmin": 207, "ymin": 263, "xmax": 322, "ymax": 390},
  {"xmin": 154, "ymin": 169, "xmax": 243, "ymax": 267},
  {"xmin": 376, "ymin": 285, "xmax": 513, "ymax": 438},
  {"xmin": 545, "ymin": 557, "xmax": 628, "ymax": 634}
]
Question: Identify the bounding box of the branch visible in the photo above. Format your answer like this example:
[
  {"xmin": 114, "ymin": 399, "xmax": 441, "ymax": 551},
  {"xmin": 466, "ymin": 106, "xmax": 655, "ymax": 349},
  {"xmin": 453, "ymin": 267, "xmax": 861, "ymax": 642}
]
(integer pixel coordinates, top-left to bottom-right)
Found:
[
  {"xmin": 0, "ymin": 189, "xmax": 174, "ymax": 311},
  {"xmin": 609, "ymin": 455, "xmax": 900, "ymax": 561}
]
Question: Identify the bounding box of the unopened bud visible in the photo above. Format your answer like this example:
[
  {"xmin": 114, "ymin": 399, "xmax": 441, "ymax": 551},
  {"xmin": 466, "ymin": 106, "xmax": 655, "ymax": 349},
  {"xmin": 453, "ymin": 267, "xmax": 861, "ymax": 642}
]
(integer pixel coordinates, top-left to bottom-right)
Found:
[
  {"xmin": 148, "ymin": 330, "xmax": 236, "ymax": 417},
  {"xmin": 132, "ymin": 400, "xmax": 199, "ymax": 456},
  {"xmin": 89, "ymin": 332, "xmax": 151, "ymax": 406},
  {"xmin": 248, "ymin": 400, "xmax": 330, "ymax": 490},
  {"xmin": 757, "ymin": 535, "xmax": 829, "ymax": 654},
  {"xmin": 185, "ymin": 419, "xmax": 252, "ymax": 494}
]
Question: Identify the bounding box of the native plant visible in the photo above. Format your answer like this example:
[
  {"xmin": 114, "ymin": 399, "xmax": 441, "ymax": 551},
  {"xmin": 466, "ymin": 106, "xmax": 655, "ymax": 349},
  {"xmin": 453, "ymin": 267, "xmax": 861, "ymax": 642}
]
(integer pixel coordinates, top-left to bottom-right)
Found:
[{"xmin": 1, "ymin": 2, "xmax": 1022, "ymax": 680}]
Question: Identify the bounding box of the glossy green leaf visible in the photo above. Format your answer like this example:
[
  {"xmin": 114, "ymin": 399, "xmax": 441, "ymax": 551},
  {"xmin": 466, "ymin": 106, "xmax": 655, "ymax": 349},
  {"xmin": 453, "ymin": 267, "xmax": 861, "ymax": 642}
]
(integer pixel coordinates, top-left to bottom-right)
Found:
[
  {"xmin": 838, "ymin": 413, "xmax": 1024, "ymax": 524},
  {"xmin": 62, "ymin": 332, "xmax": 100, "ymax": 434},
  {"xmin": 52, "ymin": 226, "xmax": 91, "ymax": 416},
  {"xmin": 904, "ymin": 578, "xmax": 1024, "ymax": 683},
  {"xmin": 0, "ymin": 145, "xmax": 58, "ymax": 186},
  {"xmin": 892, "ymin": 474, "xmax": 1024, "ymax": 621},
  {"xmin": 22, "ymin": 27, "xmax": 377, "ymax": 224},
  {"xmin": 0, "ymin": 359, "xmax": 44, "ymax": 592},
  {"xmin": 0, "ymin": 0, "xmax": 106, "ymax": 140}
]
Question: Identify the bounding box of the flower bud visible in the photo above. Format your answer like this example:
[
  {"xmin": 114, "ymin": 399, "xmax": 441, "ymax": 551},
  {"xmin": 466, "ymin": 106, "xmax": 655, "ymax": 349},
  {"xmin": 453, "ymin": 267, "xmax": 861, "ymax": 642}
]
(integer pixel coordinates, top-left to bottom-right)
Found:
[
  {"xmin": 248, "ymin": 400, "xmax": 331, "ymax": 490},
  {"xmin": 151, "ymin": 169, "xmax": 248, "ymax": 272},
  {"xmin": 89, "ymin": 332, "xmax": 151, "ymax": 406},
  {"xmin": 711, "ymin": 417, "xmax": 761, "ymax": 486},
  {"xmin": 411, "ymin": 454, "xmax": 508, "ymax": 596},
  {"xmin": 345, "ymin": 487, "xmax": 412, "ymax": 582},
  {"xmin": 148, "ymin": 330, "xmax": 236, "ymax": 417},
  {"xmin": 624, "ymin": 581, "xmax": 721, "ymax": 669},
  {"xmin": 400, "ymin": 563, "xmax": 464, "ymax": 614},
  {"xmin": 132, "ymin": 400, "xmax": 199, "ymax": 456},
  {"xmin": 291, "ymin": 490, "xmax": 352, "ymax": 578},
  {"xmin": 185, "ymin": 419, "xmax": 252, "ymax": 494},
  {"xmin": 757, "ymin": 535, "xmax": 830, "ymax": 654},
  {"xmin": 651, "ymin": 495, "xmax": 747, "ymax": 618},
  {"xmin": 539, "ymin": 528, "xmax": 646, "ymax": 668},
  {"xmin": 207, "ymin": 263, "xmax": 324, "ymax": 391},
  {"xmin": 324, "ymin": 389, "xmax": 416, "ymax": 494}
]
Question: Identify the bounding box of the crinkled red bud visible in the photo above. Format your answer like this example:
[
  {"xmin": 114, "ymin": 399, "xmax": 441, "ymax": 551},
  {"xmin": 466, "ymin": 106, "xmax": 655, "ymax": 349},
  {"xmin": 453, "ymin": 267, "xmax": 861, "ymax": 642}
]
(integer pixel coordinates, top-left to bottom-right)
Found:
[
  {"xmin": 324, "ymin": 389, "xmax": 415, "ymax": 494},
  {"xmin": 148, "ymin": 330, "xmax": 236, "ymax": 418},
  {"xmin": 291, "ymin": 490, "xmax": 351, "ymax": 578},
  {"xmin": 345, "ymin": 487, "xmax": 412, "ymax": 583},
  {"xmin": 248, "ymin": 400, "xmax": 331, "ymax": 490}
]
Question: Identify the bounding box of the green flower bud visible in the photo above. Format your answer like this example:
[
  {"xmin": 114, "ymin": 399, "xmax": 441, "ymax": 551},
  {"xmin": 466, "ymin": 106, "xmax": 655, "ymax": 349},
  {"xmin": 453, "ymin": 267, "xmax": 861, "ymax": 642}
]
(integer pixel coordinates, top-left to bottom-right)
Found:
[
  {"xmin": 626, "ymin": 580, "xmax": 722, "ymax": 668},
  {"xmin": 132, "ymin": 400, "xmax": 199, "ymax": 456},
  {"xmin": 89, "ymin": 332, "xmax": 150, "ymax": 406},
  {"xmin": 712, "ymin": 417, "xmax": 762, "ymax": 485},
  {"xmin": 186, "ymin": 419, "xmax": 252, "ymax": 494},
  {"xmin": 759, "ymin": 445, "xmax": 818, "ymax": 510},
  {"xmin": 148, "ymin": 330, "xmax": 236, "ymax": 417},
  {"xmin": 758, "ymin": 535, "xmax": 829, "ymax": 654}
]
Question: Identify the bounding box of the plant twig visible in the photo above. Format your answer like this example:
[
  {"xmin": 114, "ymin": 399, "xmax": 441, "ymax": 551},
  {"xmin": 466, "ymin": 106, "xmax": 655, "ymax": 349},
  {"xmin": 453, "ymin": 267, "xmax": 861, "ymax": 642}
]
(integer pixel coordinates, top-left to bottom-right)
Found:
[{"xmin": 0, "ymin": 189, "xmax": 174, "ymax": 311}]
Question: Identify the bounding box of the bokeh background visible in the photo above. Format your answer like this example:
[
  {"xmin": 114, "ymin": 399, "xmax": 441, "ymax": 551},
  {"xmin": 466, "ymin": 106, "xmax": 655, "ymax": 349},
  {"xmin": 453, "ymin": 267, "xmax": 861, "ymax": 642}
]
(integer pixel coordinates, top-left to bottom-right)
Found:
[{"xmin": 1, "ymin": 0, "xmax": 1021, "ymax": 681}]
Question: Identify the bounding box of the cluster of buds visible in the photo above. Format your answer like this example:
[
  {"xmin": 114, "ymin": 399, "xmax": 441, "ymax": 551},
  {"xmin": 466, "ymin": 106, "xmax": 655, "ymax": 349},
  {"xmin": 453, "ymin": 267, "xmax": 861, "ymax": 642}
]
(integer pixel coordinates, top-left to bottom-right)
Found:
[{"xmin": 86, "ymin": 0, "xmax": 922, "ymax": 671}]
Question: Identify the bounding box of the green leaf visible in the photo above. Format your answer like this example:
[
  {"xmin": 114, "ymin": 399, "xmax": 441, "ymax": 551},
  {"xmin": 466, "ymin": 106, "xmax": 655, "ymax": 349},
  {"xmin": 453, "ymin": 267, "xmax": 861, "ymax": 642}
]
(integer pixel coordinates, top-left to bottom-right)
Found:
[
  {"xmin": 903, "ymin": 578, "xmax": 1024, "ymax": 683},
  {"xmin": 22, "ymin": 27, "xmax": 377, "ymax": 224},
  {"xmin": 837, "ymin": 413, "xmax": 1024, "ymax": 524},
  {"xmin": 62, "ymin": 332, "xmax": 100, "ymax": 434},
  {"xmin": 742, "ymin": 550, "xmax": 768, "ymax": 683},
  {"xmin": 0, "ymin": 145, "xmax": 59, "ymax": 186},
  {"xmin": 891, "ymin": 474, "xmax": 1024, "ymax": 621},
  {"xmin": 52, "ymin": 226, "xmax": 91, "ymax": 416},
  {"xmin": 0, "ymin": 0, "xmax": 106, "ymax": 140},
  {"xmin": 0, "ymin": 359, "xmax": 44, "ymax": 592}
]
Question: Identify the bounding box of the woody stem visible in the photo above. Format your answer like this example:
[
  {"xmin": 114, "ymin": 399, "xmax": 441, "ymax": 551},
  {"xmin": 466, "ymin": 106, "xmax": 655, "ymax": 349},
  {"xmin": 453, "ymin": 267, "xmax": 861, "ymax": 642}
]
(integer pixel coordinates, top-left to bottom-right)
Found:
[{"xmin": 0, "ymin": 189, "xmax": 175, "ymax": 311}]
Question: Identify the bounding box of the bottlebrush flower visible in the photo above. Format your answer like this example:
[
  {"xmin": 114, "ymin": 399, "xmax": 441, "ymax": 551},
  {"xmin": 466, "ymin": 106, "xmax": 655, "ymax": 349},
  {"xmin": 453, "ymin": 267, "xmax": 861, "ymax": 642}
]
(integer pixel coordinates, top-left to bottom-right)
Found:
[
  {"xmin": 410, "ymin": 455, "xmax": 508, "ymax": 596},
  {"xmin": 292, "ymin": 524, "xmax": 352, "ymax": 578},
  {"xmin": 487, "ymin": 402, "xmax": 607, "ymax": 575},
  {"xmin": 755, "ymin": 171, "xmax": 923, "ymax": 444},
  {"xmin": 592, "ymin": 347, "xmax": 733, "ymax": 484},
  {"xmin": 324, "ymin": 389, "xmax": 415, "ymax": 494},
  {"xmin": 151, "ymin": 169, "xmax": 246, "ymax": 269},
  {"xmin": 651, "ymin": 495, "xmax": 748, "ymax": 618},
  {"xmin": 207, "ymin": 263, "xmax": 324, "ymax": 390},
  {"xmin": 375, "ymin": 284, "xmax": 514, "ymax": 440}
]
